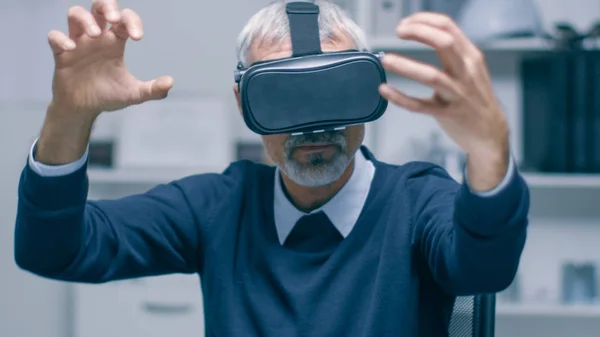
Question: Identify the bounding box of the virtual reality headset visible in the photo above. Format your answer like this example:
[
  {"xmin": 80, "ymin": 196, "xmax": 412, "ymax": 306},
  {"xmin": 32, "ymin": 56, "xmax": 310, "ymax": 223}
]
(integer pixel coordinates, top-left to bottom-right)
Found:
[{"xmin": 234, "ymin": 1, "xmax": 388, "ymax": 135}]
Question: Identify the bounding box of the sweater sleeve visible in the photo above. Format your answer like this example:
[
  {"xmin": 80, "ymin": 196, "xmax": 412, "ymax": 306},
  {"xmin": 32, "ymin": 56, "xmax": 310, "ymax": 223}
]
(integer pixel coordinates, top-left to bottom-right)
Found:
[
  {"xmin": 14, "ymin": 159, "xmax": 227, "ymax": 284},
  {"xmin": 408, "ymin": 162, "xmax": 529, "ymax": 296}
]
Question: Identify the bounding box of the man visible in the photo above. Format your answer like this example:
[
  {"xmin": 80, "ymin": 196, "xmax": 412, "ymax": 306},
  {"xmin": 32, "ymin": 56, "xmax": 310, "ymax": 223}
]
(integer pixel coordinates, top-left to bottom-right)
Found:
[{"xmin": 14, "ymin": 0, "xmax": 529, "ymax": 336}]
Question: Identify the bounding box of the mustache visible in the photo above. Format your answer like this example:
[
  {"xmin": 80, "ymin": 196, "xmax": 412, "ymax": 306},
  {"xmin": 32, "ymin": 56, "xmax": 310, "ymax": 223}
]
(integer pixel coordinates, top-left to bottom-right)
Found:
[{"xmin": 285, "ymin": 131, "xmax": 346, "ymax": 149}]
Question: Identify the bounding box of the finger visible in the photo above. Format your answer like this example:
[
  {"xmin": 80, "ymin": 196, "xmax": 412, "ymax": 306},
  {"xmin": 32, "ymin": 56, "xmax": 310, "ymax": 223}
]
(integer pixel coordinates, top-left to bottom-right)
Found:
[
  {"xmin": 395, "ymin": 22, "xmax": 465, "ymax": 76},
  {"xmin": 111, "ymin": 8, "xmax": 143, "ymax": 40},
  {"xmin": 67, "ymin": 6, "xmax": 101, "ymax": 38},
  {"xmin": 381, "ymin": 53, "xmax": 461, "ymax": 101},
  {"xmin": 402, "ymin": 12, "xmax": 479, "ymax": 55},
  {"xmin": 91, "ymin": 0, "xmax": 121, "ymax": 26},
  {"xmin": 92, "ymin": 9, "xmax": 107, "ymax": 31},
  {"xmin": 136, "ymin": 76, "xmax": 174, "ymax": 103},
  {"xmin": 379, "ymin": 84, "xmax": 440, "ymax": 115},
  {"xmin": 48, "ymin": 30, "xmax": 76, "ymax": 55}
]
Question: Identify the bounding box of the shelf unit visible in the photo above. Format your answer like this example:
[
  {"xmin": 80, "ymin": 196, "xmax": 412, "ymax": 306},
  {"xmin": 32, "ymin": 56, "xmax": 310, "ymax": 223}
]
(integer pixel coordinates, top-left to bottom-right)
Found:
[
  {"xmin": 87, "ymin": 166, "xmax": 225, "ymax": 185},
  {"xmin": 523, "ymin": 173, "xmax": 600, "ymax": 189},
  {"xmin": 86, "ymin": 167, "xmax": 600, "ymax": 190},
  {"xmin": 496, "ymin": 303, "xmax": 600, "ymax": 318},
  {"xmin": 348, "ymin": 0, "xmax": 562, "ymax": 54},
  {"xmin": 369, "ymin": 37, "xmax": 556, "ymax": 53},
  {"xmin": 453, "ymin": 302, "xmax": 600, "ymax": 318}
]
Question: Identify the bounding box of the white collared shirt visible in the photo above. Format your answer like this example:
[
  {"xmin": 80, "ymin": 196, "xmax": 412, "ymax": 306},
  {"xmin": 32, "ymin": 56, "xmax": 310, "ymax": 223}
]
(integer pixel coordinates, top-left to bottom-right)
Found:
[{"xmin": 273, "ymin": 150, "xmax": 375, "ymax": 244}]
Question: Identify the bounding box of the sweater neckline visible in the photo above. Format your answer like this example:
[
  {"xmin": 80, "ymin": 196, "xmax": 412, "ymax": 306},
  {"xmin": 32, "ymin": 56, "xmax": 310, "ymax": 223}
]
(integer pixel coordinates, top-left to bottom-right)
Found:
[{"xmin": 258, "ymin": 146, "xmax": 394, "ymax": 256}]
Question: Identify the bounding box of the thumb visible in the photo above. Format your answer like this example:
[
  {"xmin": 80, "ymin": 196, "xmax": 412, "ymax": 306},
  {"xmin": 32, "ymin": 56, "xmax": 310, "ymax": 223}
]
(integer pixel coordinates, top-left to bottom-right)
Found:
[{"xmin": 137, "ymin": 76, "xmax": 174, "ymax": 102}]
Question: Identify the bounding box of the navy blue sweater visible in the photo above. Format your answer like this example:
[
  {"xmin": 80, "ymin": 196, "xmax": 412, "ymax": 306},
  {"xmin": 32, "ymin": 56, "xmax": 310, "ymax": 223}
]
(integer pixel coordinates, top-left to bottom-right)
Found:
[{"xmin": 14, "ymin": 147, "xmax": 529, "ymax": 336}]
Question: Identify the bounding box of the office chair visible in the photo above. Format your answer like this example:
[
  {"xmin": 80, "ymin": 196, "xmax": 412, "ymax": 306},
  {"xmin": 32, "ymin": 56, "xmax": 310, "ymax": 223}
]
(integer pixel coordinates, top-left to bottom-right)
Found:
[{"xmin": 449, "ymin": 293, "xmax": 496, "ymax": 337}]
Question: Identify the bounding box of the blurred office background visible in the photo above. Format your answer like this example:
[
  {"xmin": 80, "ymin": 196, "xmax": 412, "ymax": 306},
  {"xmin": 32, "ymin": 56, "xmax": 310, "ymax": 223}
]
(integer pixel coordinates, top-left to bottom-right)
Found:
[{"xmin": 1, "ymin": 0, "xmax": 600, "ymax": 336}]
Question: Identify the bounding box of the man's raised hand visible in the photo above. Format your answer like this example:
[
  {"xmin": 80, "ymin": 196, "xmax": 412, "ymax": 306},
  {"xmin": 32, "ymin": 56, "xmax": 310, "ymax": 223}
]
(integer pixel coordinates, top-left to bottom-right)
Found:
[
  {"xmin": 48, "ymin": 0, "xmax": 173, "ymax": 117},
  {"xmin": 378, "ymin": 12, "xmax": 510, "ymax": 191}
]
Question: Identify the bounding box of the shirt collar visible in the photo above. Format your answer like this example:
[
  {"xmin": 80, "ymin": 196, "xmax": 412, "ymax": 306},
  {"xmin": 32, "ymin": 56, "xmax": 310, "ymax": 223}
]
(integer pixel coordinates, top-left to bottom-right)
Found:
[{"xmin": 273, "ymin": 149, "xmax": 375, "ymax": 244}]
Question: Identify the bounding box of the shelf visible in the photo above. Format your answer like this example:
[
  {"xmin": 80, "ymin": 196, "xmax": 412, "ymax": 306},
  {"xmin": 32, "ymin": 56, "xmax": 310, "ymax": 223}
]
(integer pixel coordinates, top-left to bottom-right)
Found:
[
  {"xmin": 496, "ymin": 303, "xmax": 600, "ymax": 318},
  {"xmin": 523, "ymin": 173, "xmax": 600, "ymax": 189},
  {"xmin": 87, "ymin": 167, "xmax": 225, "ymax": 185},
  {"xmin": 86, "ymin": 168, "xmax": 600, "ymax": 188},
  {"xmin": 369, "ymin": 37, "xmax": 554, "ymax": 52}
]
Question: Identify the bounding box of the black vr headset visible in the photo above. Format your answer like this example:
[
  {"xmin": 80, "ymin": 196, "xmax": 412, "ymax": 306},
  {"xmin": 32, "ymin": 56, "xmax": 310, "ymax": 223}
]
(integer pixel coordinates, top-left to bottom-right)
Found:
[{"xmin": 234, "ymin": 1, "xmax": 388, "ymax": 135}]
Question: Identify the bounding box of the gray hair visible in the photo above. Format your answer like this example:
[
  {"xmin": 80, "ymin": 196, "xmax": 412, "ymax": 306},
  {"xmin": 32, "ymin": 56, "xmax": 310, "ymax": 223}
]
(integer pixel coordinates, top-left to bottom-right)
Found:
[{"xmin": 236, "ymin": 0, "xmax": 370, "ymax": 68}]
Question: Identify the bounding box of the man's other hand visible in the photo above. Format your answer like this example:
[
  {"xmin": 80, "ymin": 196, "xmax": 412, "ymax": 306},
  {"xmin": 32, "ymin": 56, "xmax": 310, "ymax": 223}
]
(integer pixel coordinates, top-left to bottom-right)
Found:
[{"xmin": 378, "ymin": 12, "xmax": 510, "ymax": 192}]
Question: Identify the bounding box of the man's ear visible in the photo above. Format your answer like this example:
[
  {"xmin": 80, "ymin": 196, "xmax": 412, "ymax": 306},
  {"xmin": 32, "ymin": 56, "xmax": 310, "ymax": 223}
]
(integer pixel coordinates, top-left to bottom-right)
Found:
[{"xmin": 232, "ymin": 84, "xmax": 242, "ymax": 113}]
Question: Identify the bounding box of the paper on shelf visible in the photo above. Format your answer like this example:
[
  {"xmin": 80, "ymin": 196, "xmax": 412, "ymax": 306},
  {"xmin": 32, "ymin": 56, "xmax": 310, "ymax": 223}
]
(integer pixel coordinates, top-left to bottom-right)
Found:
[{"xmin": 116, "ymin": 97, "xmax": 233, "ymax": 169}]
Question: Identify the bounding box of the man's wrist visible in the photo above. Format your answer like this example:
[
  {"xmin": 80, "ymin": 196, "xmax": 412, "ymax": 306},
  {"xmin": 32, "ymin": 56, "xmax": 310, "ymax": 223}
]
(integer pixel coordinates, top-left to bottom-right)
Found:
[
  {"xmin": 464, "ymin": 141, "xmax": 510, "ymax": 193},
  {"xmin": 36, "ymin": 103, "xmax": 97, "ymax": 165}
]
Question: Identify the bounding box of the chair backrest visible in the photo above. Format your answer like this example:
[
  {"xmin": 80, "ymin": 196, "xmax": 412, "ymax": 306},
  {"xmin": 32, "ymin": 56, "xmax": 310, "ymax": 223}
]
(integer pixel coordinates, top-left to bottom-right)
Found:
[{"xmin": 448, "ymin": 293, "xmax": 496, "ymax": 337}]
